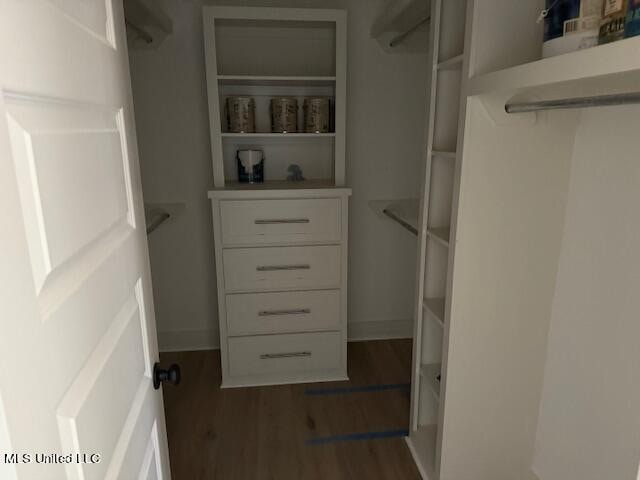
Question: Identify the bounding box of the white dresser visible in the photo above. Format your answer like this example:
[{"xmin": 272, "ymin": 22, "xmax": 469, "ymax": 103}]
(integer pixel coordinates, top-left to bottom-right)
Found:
[
  {"xmin": 209, "ymin": 188, "xmax": 350, "ymax": 387},
  {"xmin": 203, "ymin": 6, "xmax": 348, "ymax": 387}
]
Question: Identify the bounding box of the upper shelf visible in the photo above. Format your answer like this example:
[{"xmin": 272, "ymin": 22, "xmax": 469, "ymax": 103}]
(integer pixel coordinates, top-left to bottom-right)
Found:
[
  {"xmin": 221, "ymin": 133, "xmax": 335, "ymax": 139},
  {"xmin": 468, "ymin": 37, "xmax": 640, "ymax": 97},
  {"xmin": 217, "ymin": 75, "xmax": 336, "ymax": 86}
]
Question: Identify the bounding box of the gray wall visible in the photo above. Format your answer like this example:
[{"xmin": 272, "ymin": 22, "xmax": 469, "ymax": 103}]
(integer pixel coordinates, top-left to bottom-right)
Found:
[{"xmin": 129, "ymin": 0, "xmax": 428, "ymax": 351}]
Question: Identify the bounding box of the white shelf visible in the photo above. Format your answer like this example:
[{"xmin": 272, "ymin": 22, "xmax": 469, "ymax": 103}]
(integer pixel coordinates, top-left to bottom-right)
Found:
[
  {"xmin": 432, "ymin": 150, "xmax": 456, "ymax": 160},
  {"xmin": 427, "ymin": 226, "xmax": 450, "ymax": 247},
  {"xmin": 221, "ymin": 179, "xmax": 335, "ymax": 190},
  {"xmin": 423, "ymin": 297, "xmax": 445, "ymax": 328},
  {"xmin": 217, "ymin": 75, "xmax": 336, "ymax": 86},
  {"xmin": 438, "ymin": 54, "xmax": 463, "ymax": 71},
  {"xmin": 221, "ymin": 132, "xmax": 336, "ymax": 139},
  {"xmin": 468, "ymin": 36, "xmax": 640, "ymax": 97},
  {"xmin": 420, "ymin": 363, "xmax": 441, "ymax": 401}
]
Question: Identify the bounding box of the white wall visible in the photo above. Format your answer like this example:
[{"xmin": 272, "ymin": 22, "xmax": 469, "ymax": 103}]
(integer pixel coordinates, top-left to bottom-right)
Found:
[
  {"xmin": 128, "ymin": 0, "xmax": 428, "ymax": 351},
  {"xmin": 533, "ymin": 105, "xmax": 640, "ymax": 480}
]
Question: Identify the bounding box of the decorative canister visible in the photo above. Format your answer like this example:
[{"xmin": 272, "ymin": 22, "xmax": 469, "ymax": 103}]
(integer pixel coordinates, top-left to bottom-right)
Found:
[
  {"xmin": 541, "ymin": 0, "xmax": 602, "ymax": 58},
  {"xmin": 303, "ymin": 97, "xmax": 331, "ymax": 133},
  {"xmin": 270, "ymin": 97, "xmax": 298, "ymax": 133},
  {"xmin": 227, "ymin": 96, "xmax": 255, "ymax": 133},
  {"xmin": 600, "ymin": 0, "xmax": 628, "ymax": 43},
  {"xmin": 236, "ymin": 149, "xmax": 264, "ymax": 183}
]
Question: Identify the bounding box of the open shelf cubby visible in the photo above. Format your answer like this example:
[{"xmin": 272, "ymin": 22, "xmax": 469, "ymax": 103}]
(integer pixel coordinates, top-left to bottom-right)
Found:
[
  {"xmin": 214, "ymin": 18, "xmax": 336, "ymax": 77},
  {"xmin": 204, "ymin": 7, "xmax": 346, "ymax": 189}
]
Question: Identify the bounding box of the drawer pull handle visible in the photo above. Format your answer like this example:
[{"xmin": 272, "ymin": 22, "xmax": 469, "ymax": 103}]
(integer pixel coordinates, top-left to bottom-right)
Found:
[
  {"xmin": 255, "ymin": 218, "xmax": 310, "ymax": 225},
  {"xmin": 258, "ymin": 308, "xmax": 311, "ymax": 317},
  {"xmin": 256, "ymin": 264, "xmax": 310, "ymax": 272},
  {"xmin": 260, "ymin": 351, "xmax": 312, "ymax": 360}
]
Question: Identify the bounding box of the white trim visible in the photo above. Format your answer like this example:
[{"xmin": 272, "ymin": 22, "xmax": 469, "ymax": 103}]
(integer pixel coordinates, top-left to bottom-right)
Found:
[
  {"xmin": 405, "ymin": 437, "xmax": 430, "ymax": 480},
  {"xmin": 158, "ymin": 329, "xmax": 220, "ymax": 353},
  {"xmin": 221, "ymin": 372, "xmax": 348, "ymax": 389},
  {"xmin": 347, "ymin": 319, "xmax": 413, "ymax": 342}
]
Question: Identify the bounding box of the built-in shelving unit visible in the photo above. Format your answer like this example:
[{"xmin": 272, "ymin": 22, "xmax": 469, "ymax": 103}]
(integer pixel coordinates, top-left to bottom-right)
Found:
[
  {"xmin": 204, "ymin": 7, "xmax": 346, "ymax": 188},
  {"xmin": 406, "ymin": 3, "xmax": 640, "ymax": 479},
  {"xmin": 407, "ymin": 0, "xmax": 469, "ymax": 477},
  {"xmin": 204, "ymin": 7, "xmax": 351, "ymax": 390}
]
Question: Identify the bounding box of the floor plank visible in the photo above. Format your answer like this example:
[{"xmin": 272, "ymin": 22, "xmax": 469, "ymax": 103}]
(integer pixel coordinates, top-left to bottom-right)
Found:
[{"xmin": 161, "ymin": 339, "xmax": 420, "ymax": 480}]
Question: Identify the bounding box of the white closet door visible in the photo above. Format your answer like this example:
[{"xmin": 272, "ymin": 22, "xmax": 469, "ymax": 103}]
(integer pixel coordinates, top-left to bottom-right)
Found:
[{"xmin": 0, "ymin": 2, "xmax": 170, "ymax": 479}]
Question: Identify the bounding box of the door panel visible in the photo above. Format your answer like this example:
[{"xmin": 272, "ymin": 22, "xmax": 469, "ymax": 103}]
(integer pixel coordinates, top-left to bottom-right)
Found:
[
  {"xmin": 0, "ymin": 1, "xmax": 170, "ymax": 479},
  {"xmin": 57, "ymin": 282, "xmax": 149, "ymax": 480},
  {"xmin": 6, "ymin": 97, "xmax": 135, "ymax": 293},
  {"xmin": 48, "ymin": 0, "xmax": 117, "ymax": 46}
]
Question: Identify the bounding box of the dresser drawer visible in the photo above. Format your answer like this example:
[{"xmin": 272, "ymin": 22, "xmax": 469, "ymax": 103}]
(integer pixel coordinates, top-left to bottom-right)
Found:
[
  {"xmin": 226, "ymin": 290, "xmax": 340, "ymax": 336},
  {"xmin": 227, "ymin": 332, "xmax": 342, "ymax": 378},
  {"xmin": 222, "ymin": 245, "xmax": 340, "ymax": 292},
  {"xmin": 219, "ymin": 198, "xmax": 341, "ymax": 245}
]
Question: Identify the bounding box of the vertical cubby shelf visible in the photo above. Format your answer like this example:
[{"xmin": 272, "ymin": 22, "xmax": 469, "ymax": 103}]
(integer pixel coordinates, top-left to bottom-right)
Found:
[{"xmin": 407, "ymin": 0, "xmax": 469, "ymax": 478}]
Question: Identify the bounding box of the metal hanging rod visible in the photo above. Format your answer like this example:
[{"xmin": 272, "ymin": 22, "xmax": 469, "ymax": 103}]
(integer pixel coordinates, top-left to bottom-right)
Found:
[
  {"xmin": 383, "ymin": 208, "xmax": 418, "ymax": 235},
  {"xmin": 146, "ymin": 212, "xmax": 170, "ymax": 234},
  {"xmin": 506, "ymin": 92, "xmax": 640, "ymax": 114},
  {"xmin": 389, "ymin": 16, "xmax": 431, "ymax": 48},
  {"xmin": 125, "ymin": 19, "xmax": 153, "ymax": 44}
]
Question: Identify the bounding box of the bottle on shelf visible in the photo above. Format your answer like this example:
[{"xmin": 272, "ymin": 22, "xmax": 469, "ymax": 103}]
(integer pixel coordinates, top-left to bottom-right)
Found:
[
  {"xmin": 625, "ymin": 0, "xmax": 640, "ymax": 36},
  {"xmin": 599, "ymin": 0, "xmax": 628, "ymax": 44}
]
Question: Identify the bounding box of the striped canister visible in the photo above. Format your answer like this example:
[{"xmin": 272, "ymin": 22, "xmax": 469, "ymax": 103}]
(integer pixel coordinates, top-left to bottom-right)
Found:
[
  {"xmin": 226, "ymin": 96, "xmax": 255, "ymax": 133},
  {"xmin": 303, "ymin": 97, "xmax": 331, "ymax": 133},
  {"xmin": 270, "ymin": 97, "xmax": 298, "ymax": 133}
]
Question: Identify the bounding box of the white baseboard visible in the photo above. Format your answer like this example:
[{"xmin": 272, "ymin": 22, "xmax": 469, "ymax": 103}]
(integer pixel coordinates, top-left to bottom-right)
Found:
[
  {"xmin": 158, "ymin": 320, "xmax": 412, "ymax": 352},
  {"xmin": 405, "ymin": 436, "xmax": 429, "ymax": 480},
  {"xmin": 347, "ymin": 319, "xmax": 413, "ymax": 342},
  {"xmin": 158, "ymin": 328, "xmax": 220, "ymax": 352}
]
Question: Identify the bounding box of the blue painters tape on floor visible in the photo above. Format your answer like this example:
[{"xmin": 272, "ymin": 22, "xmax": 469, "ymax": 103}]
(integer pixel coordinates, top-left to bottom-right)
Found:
[
  {"xmin": 304, "ymin": 383, "xmax": 410, "ymax": 396},
  {"xmin": 306, "ymin": 429, "xmax": 409, "ymax": 445}
]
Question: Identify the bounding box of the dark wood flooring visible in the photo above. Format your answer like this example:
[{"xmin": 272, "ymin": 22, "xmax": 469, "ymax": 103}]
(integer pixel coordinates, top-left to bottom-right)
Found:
[{"xmin": 160, "ymin": 339, "xmax": 420, "ymax": 479}]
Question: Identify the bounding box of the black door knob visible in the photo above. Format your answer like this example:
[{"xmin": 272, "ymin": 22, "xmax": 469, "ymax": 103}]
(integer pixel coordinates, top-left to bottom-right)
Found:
[{"xmin": 153, "ymin": 362, "xmax": 181, "ymax": 390}]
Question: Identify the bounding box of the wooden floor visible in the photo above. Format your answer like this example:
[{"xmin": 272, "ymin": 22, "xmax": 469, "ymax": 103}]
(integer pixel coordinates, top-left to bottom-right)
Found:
[{"xmin": 160, "ymin": 339, "xmax": 421, "ymax": 479}]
